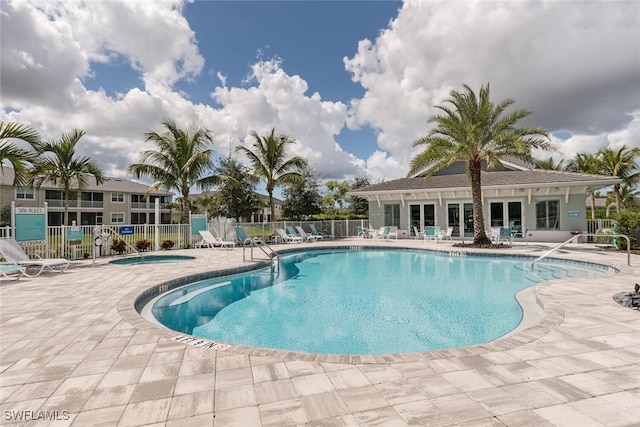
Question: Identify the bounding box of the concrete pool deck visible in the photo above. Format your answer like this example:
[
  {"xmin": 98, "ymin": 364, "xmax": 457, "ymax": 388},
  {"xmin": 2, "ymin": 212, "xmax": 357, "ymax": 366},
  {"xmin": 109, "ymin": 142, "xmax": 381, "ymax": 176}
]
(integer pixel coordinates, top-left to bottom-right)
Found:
[{"xmin": 0, "ymin": 239, "xmax": 638, "ymax": 426}]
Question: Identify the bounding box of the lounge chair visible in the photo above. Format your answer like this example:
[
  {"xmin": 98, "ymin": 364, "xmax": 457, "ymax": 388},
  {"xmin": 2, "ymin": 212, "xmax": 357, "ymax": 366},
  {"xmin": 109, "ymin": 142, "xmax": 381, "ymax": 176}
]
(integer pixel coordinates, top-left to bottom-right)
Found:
[
  {"xmin": 275, "ymin": 228, "xmax": 303, "ymax": 244},
  {"xmin": 498, "ymin": 227, "xmax": 513, "ymax": 244},
  {"xmin": 196, "ymin": 230, "xmax": 235, "ymax": 250},
  {"xmin": 234, "ymin": 226, "xmax": 263, "ymax": 246},
  {"xmin": 356, "ymin": 226, "xmax": 370, "ymax": 239},
  {"xmin": 374, "ymin": 226, "xmax": 390, "ymax": 240},
  {"xmin": 387, "ymin": 226, "xmax": 398, "ymax": 240},
  {"xmin": 423, "ymin": 226, "xmax": 441, "ymax": 243},
  {"xmin": 0, "ymin": 263, "xmax": 25, "ymax": 281},
  {"xmin": 412, "ymin": 226, "xmax": 423, "ymax": 240},
  {"xmin": 287, "ymin": 226, "xmax": 313, "ymax": 243},
  {"xmin": 0, "ymin": 238, "xmax": 69, "ymax": 277},
  {"xmin": 309, "ymin": 224, "xmax": 327, "ymax": 239},
  {"xmin": 295, "ymin": 226, "xmax": 319, "ymax": 242}
]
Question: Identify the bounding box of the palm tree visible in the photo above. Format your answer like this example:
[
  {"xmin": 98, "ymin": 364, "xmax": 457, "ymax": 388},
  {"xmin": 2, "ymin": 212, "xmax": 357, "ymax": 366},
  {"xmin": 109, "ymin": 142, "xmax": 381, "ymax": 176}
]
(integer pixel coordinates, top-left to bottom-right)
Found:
[
  {"xmin": 236, "ymin": 128, "xmax": 306, "ymax": 221},
  {"xmin": 567, "ymin": 153, "xmax": 602, "ymax": 220},
  {"xmin": 29, "ymin": 129, "xmax": 105, "ymax": 225},
  {"xmin": 410, "ymin": 83, "xmax": 551, "ymax": 245},
  {"xmin": 597, "ymin": 145, "xmax": 640, "ymax": 214},
  {"xmin": 127, "ymin": 119, "xmax": 217, "ymax": 224},
  {"xmin": 0, "ymin": 121, "xmax": 40, "ymax": 186},
  {"xmin": 534, "ymin": 157, "xmax": 564, "ymax": 170}
]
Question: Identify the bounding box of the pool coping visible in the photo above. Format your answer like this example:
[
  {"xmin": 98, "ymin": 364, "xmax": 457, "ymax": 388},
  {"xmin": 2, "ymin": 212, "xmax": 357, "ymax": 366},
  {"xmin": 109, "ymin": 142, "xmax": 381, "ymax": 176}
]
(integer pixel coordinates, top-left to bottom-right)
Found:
[{"xmin": 116, "ymin": 244, "xmax": 601, "ymax": 364}]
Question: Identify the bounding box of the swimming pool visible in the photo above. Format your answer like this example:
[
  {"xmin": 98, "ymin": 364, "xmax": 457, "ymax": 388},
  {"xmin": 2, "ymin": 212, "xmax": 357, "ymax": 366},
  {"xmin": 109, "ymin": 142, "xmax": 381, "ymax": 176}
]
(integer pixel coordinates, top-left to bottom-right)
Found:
[{"xmin": 149, "ymin": 248, "xmax": 610, "ymax": 355}]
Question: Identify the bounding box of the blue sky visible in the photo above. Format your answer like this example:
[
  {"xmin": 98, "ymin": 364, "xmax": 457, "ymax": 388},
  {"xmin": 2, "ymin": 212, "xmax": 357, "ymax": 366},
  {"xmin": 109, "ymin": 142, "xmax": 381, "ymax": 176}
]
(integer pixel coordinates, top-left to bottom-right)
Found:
[{"xmin": 1, "ymin": 0, "xmax": 639, "ymax": 190}]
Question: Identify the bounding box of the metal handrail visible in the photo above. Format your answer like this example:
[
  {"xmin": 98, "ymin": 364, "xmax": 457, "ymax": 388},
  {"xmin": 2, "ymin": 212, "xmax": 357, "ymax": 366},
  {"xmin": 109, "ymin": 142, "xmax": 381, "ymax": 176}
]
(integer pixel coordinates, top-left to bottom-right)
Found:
[
  {"xmin": 93, "ymin": 225, "xmax": 143, "ymax": 263},
  {"xmin": 531, "ymin": 233, "xmax": 631, "ymax": 268},
  {"xmin": 241, "ymin": 238, "xmax": 279, "ymax": 272}
]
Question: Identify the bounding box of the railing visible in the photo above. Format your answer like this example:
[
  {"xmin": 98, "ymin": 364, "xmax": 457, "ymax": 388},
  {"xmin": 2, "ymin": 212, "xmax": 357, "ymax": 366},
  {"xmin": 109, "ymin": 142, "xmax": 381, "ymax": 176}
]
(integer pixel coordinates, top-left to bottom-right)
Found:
[
  {"xmin": 531, "ymin": 233, "xmax": 631, "ymax": 267},
  {"xmin": 94, "ymin": 225, "xmax": 142, "ymax": 262},
  {"xmin": 240, "ymin": 238, "xmax": 279, "ymax": 272}
]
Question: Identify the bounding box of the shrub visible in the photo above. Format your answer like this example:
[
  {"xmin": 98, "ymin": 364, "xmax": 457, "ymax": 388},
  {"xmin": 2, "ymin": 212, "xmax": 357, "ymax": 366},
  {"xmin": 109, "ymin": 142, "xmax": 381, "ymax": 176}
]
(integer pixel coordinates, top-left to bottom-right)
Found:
[
  {"xmin": 111, "ymin": 239, "xmax": 127, "ymax": 255},
  {"xmin": 82, "ymin": 252, "xmax": 90, "ymax": 259},
  {"xmin": 135, "ymin": 239, "xmax": 152, "ymax": 252},
  {"xmin": 161, "ymin": 239, "xmax": 174, "ymax": 250},
  {"xmin": 613, "ymin": 209, "xmax": 640, "ymax": 249}
]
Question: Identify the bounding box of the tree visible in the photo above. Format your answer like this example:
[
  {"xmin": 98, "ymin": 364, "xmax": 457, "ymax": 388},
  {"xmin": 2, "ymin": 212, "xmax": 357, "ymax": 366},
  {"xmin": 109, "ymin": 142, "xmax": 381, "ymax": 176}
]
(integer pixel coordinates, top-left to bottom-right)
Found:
[
  {"xmin": 29, "ymin": 129, "xmax": 105, "ymax": 225},
  {"xmin": 127, "ymin": 119, "xmax": 217, "ymax": 224},
  {"xmin": 534, "ymin": 157, "xmax": 564, "ymax": 170},
  {"xmin": 282, "ymin": 166, "xmax": 322, "ymax": 220},
  {"xmin": 322, "ymin": 180, "xmax": 351, "ymax": 217},
  {"xmin": 597, "ymin": 145, "xmax": 640, "ymax": 214},
  {"xmin": 236, "ymin": 128, "xmax": 305, "ymax": 221},
  {"xmin": 0, "ymin": 121, "xmax": 39, "ymax": 186},
  {"xmin": 567, "ymin": 152, "xmax": 601, "ymax": 220},
  {"xmin": 215, "ymin": 156, "xmax": 262, "ymax": 222},
  {"xmin": 348, "ymin": 176, "xmax": 371, "ymax": 216},
  {"xmin": 410, "ymin": 83, "xmax": 551, "ymax": 245}
]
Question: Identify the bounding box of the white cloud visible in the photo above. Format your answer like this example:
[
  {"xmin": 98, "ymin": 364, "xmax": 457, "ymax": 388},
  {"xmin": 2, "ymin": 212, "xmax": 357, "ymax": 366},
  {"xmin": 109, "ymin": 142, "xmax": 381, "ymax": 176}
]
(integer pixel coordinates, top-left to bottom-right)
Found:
[{"xmin": 345, "ymin": 0, "xmax": 640, "ymax": 175}]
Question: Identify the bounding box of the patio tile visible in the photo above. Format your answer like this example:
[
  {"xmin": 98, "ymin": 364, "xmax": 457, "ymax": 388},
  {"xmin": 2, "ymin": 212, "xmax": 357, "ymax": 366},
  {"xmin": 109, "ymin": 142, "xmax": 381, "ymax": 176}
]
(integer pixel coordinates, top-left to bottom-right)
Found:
[
  {"xmin": 118, "ymin": 397, "xmax": 171, "ymax": 426},
  {"xmin": 4, "ymin": 379, "xmax": 63, "ymax": 402},
  {"xmin": 214, "ymin": 384, "xmax": 256, "ymax": 411},
  {"xmin": 430, "ymin": 393, "xmax": 493, "ymax": 424},
  {"xmin": 534, "ymin": 403, "xmax": 604, "ymax": 426},
  {"xmin": 260, "ymin": 398, "xmax": 309, "ymax": 426},
  {"xmin": 215, "ymin": 367, "xmax": 253, "ymax": 389},
  {"xmin": 292, "ymin": 373, "xmax": 336, "ymax": 396},
  {"xmin": 166, "ymin": 413, "xmax": 214, "ymax": 427},
  {"xmin": 214, "ymin": 406, "xmax": 261, "ymax": 427},
  {"xmin": 394, "ymin": 399, "xmax": 450, "ymax": 426},
  {"xmin": 53, "ymin": 373, "xmax": 104, "ymax": 396},
  {"xmin": 251, "ymin": 362, "xmax": 290, "ymax": 383},
  {"xmin": 326, "ymin": 368, "xmax": 371, "ymax": 390},
  {"xmin": 129, "ymin": 378, "xmax": 176, "ymax": 403},
  {"xmin": 569, "ymin": 395, "xmax": 640, "ymax": 426},
  {"xmin": 139, "ymin": 362, "xmax": 181, "ymax": 382},
  {"xmin": 82, "ymin": 385, "xmax": 135, "ymax": 410},
  {"xmin": 96, "ymin": 368, "xmax": 143, "ymax": 389},
  {"xmin": 497, "ymin": 410, "xmax": 556, "ymax": 427},
  {"xmin": 72, "ymin": 405, "xmax": 126, "ymax": 427},
  {"xmin": 300, "ymin": 391, "xmax": 349, "ymax": 421},
  {"xmin": 337, "ymin": 385, "xmax": 390, "ymax": 413},
  {"xmin": 167, "ymin": 391, "xmax": 214, "ymax": 419},
  {"xmin": 255, "ymin": 379, "xmax": 298, "ymax": 404},
  {"xmin": 174, "ymin": 373, "xmax": 217, "ymax": 395}
]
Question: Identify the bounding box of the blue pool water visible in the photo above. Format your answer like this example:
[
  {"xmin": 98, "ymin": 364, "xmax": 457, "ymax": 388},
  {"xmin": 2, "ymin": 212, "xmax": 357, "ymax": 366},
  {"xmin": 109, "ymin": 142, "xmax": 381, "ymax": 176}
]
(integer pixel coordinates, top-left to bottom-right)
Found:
[
  {"xmin": 151, "ymin": 248, "xmax": 609, "ymax": 355},
  {"xmin": 111, "ymin": 255, "xmax": 195, "ymax": 265}
]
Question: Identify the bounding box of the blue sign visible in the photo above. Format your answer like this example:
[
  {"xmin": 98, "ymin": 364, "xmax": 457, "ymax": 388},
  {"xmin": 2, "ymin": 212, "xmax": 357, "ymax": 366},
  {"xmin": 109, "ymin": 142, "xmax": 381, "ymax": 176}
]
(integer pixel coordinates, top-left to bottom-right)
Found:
[
  {"xmin": 15, "ymin": 207, "xmax": 46, "ymax": 243},
  {"xmin": 67, "ymin": 227, "xmax": 83, "ymax": 244},
  {"xmin": 120, "ymin": 226, "xmax": 134, "ymax": 235}
]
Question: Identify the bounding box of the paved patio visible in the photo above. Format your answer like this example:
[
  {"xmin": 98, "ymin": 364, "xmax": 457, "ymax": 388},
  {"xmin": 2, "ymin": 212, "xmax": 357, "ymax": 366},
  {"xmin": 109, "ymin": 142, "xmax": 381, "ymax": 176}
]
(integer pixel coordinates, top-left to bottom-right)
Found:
[{"xmin": 0, "ymin": 238, "xmax": 638, "ymax": 426}]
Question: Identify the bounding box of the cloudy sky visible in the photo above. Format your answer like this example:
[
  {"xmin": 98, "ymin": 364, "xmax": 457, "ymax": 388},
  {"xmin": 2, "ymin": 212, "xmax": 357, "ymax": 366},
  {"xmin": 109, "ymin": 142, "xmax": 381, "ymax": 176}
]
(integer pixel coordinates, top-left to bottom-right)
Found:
[{"xmin": 1, "ymin": 0, "xmax": 639, "ymax": 189}]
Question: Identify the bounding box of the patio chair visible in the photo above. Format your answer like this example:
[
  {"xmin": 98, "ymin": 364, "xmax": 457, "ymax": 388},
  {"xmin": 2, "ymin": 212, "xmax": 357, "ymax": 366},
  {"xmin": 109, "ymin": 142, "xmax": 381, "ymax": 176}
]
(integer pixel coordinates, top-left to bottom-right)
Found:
[
  {"xmin": 276, "ymin": 228, "xmax": 303, "ymax": 244},
  {"xmin": 498, "ymin": 227, "xmax": 513, "ymax": 244},
  {"xmin": 412, "ymin": 226, "xmax": 423, "ymax": 240},
  {"xmin": 423, "ymin": 226, "xmax": 441, "ymax": 243},
  {"xmin": 309, "ymin": 224, "xmax": 326, "ymax": 239},
  {"xmin": 441, "ymin": 226, "xmax": 454, "ymax": 241},
  {"xmin": 515, "ymin": 227, "xmax": 529, "ymax": 245},
  {"xmin": 295, "ymin": 226, "xmax": 319, "ymax": 242},
  {"xmin": 0, "ymin": 238, "xmax": 69, "ymax": 277},
  {"xmin": 234, "ymin": 226, "xmax": 263, "ymax": 246},
  {"xmin": 288, "ymin": 226, "xmax": 313, "ymax": 243},
  {"xmin": 374, "ymin": 226, "xmax": 390, "ymax": 239},
  {"xmin": 196, "ymin": 230, "xmax": 235, "ymax": 250},
  {"xmin": 0, "ymin": 263, "xmax": 25, "ymax": 281},
  {"xmin": 489, "ymin": 226, "xmax": 501, "ymax": 242},
  {"xmin": 387, "ymin": 226, "xmax": 398, "ymax": 240}
]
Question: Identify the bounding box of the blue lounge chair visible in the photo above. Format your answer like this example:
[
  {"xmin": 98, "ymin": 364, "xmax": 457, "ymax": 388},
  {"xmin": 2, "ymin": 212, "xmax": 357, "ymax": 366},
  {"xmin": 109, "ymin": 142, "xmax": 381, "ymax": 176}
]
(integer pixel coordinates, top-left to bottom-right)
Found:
[
  {"xmin": 423, "ymin": 226, "xmax": 441, "ymax": 243},
  {"xmin": 234, "ymin": 226, "xmax": 263, "ymax": 246},
  {"xmin": 309, "ymin": 224, "xmax": 327, "ymax": 239}
]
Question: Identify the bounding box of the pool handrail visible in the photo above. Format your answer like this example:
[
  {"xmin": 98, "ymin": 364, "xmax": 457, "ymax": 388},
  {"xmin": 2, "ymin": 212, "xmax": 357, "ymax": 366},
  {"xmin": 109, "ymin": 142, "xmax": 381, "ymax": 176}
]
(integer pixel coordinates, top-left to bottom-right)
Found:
[
  {"xmin": 530, "ymin": 233, "xmax": 630, "ymax": 268},
  {"xmin": 92, "ymin": 225, "xmax": 143, "ymax": 266}
]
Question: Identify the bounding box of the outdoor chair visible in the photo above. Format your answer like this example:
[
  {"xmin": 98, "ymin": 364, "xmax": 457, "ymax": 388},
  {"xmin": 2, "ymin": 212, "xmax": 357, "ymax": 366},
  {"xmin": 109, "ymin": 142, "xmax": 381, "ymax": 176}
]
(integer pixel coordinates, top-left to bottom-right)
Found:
[
  {"xmin": 424, "ymin": 226, "xmax": 441, "ymax": 243},
  {"xmin": 275, "ymin": 228, "xmax": 303, "ymax": 244},
  {"xmin": 295, "ymin": 226, "xmax": 319, "ymax": 242},
  {"xmin": 387, "ymin": 226, "xmax": 398, "ymax": 240},
  {"xmin": 0, "ymin": 263, "xmax": 25, "ymax": 281},
  {"xmin": 498, "ymin": 227, "xmax": 513, "ymax": 244},
  {"xmin": 234, "ymin": 226, "xmax": 263, "ymax": 246},
  {"xmin": 441, "ymin": 226, "xmax": 454, "ymax": 241},
  {"xmin": 412, "ymin": 226, "xmax": 423, "ymax": 240},
  {"xmin": 0, "ymin": 238, "xmax": 69, "ymax": 277},
  {"xmin": 196, "ymin": 230, "xmax": 235, "ymax": 250},
  {"xmin": 309, "ymin": 224, "xmax": 326, "ymax": 239},
  {"xmin": 287, "ymin": 226, "xmax": 313, "ymax": 242},
  {"xmin": 374, "ymin": 226, "xmax": 390, "ymax": 239}
]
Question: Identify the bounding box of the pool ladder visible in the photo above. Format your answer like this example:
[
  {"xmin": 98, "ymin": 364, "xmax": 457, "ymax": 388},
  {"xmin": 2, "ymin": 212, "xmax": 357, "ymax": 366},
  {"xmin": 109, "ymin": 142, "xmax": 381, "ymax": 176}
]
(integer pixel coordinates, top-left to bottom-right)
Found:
[
  {"xmin": 242, "ymin": 239, "xmax": 279, "ymax": 272},
  {"xmin": 92, "ymin": 225, "xmax": 143, "ymax": 265}
]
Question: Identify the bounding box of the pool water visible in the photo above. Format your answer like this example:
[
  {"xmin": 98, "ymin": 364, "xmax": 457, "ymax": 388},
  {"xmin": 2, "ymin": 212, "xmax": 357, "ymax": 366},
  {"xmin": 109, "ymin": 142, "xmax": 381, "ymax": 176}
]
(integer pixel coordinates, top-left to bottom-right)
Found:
[{"xmin": 151, "ymin": 249, "xmax": 608, "ymax": 355}]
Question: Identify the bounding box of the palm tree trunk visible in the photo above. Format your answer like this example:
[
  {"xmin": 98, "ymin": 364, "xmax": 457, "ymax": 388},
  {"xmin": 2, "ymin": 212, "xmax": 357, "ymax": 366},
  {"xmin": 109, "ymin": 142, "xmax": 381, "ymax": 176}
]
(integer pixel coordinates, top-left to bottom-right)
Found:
[
  {"xmin": 268, "ymin": 190, "xmax": 275, "ymax": 222},
  {"xmin": 615, "ymin": 184, "xmax": 622, "ymax": 214},
  {"xmin": 469, "ymin": 164, "xmax": 492, "ymax": 245}
]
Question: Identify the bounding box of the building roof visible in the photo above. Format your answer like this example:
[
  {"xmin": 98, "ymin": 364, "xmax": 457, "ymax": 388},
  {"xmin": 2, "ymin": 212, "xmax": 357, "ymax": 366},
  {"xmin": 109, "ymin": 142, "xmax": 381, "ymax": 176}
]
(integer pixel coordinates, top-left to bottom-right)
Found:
[
  {"xmin": 350, "ymin": 170, "xmax": 620, "ymax": 195},
  {"xmin": 0, "ymin": 168, "xmax": 172, "ymax": 195}
]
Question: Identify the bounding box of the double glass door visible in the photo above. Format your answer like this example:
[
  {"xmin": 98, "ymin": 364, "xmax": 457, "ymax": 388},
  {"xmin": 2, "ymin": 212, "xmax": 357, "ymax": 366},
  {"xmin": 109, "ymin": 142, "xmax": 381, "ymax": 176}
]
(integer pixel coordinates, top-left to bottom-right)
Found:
[
  {"xmin": 409, "ymin": 204, "xmax": 435, "ymax": 237},
  {"xmin": 489, "ymin": 201, "xmax": 523, "ymax": 235},
  {"xmin": 447, "ymin": 203, "xmax": 474, "ymax": 238}
]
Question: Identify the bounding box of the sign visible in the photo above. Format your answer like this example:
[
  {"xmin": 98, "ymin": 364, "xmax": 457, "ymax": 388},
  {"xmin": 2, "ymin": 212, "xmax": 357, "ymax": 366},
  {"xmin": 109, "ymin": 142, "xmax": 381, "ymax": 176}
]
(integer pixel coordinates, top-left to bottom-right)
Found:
[
  {"xmin": 190, "ymin": 214, "xmax": 207, "ymax": 236},
  {"xmin": 15, "ymin": 207, "xmax": 46, "ymax": 243},
  {"xmin": 568, "ymin": 211, "xmax": 579, "ymax": 217},
  {"xmin": 67, "ymin": 227, "xmax": 83, "ymax": 245},
  {"xmin": 120, "ymin": 226, "xmax": 134, "ymax": 235},
  {"xmin": 372, "ymin": 214, "xmax": 380, "ymax": 219}
]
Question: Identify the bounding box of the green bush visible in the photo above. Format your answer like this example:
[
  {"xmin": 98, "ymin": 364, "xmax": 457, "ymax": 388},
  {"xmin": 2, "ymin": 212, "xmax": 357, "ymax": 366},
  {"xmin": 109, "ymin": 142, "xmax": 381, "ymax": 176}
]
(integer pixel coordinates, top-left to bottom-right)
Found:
[
  {"xmin": 161, "ymin": 239, "xmax": 174, "ymax": 250},
  {"xmin": 613, "ymin": 209, "xmax": 640, "ymax": 249}
]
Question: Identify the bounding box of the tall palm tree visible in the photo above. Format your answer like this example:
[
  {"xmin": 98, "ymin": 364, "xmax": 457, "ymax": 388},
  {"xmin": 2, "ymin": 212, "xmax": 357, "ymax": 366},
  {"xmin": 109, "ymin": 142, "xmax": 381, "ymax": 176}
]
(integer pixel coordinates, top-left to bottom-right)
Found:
[
  {"xmin": 567, "ymin": 153, "xmax": 602, "ymax": 220},
  {"xmin": 127, "ymin": 119, "xmax": 217, "ymax": 224},
  {"xmin": 597, "ymin": 145, "xmax": 640, "ymax": 214},
  {"xmin": 236, "ymin": 128, "xmax": 306, "ymax": 221},
  {"xmin": 29, "ymin": 129, "xmax": 105, "ymax": 225},
  {"xmin": 0, "ymin": 121, "xmax": 40, "ymax": 186},
  {"xmin": 410, "ymin": 83, "xmax": 551, "ymax": 245}
]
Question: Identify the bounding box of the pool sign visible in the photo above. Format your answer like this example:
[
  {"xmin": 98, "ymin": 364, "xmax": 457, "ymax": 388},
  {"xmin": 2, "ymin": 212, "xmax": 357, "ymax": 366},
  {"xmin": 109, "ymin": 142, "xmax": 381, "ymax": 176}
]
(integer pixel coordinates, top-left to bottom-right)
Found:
[
  {"xmin": 568, "ymin": 211, "xmax": 579, "ymax": 217},
  {"xmin": 172, "ymin": 335, "xmax": 230, "ymax": 350},
  {"xmin": 120, "ymin": 225, "xmax": 134, "ymax": 235},
  {"xmin": 190, "ymin": 212, "xmax": 207, "ymax": 236},
  {"xmin": 67, "ymin": 226, "xmax": 83, "ymax": 245},
  {"xmin": 14, "ymin": 206, "xmax": 46, "ymax": 245}
]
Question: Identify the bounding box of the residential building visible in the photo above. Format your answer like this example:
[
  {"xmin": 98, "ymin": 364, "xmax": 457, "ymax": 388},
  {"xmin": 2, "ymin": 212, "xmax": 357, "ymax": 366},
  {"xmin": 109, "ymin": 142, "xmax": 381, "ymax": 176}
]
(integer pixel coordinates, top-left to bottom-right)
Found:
[
  {"xmin": 348, "ymin": 159, "xmax": 620, "ymax": 242},
  {"xmin": 0, "ymin": 168, "xmax": 174, "ymax": 226}
]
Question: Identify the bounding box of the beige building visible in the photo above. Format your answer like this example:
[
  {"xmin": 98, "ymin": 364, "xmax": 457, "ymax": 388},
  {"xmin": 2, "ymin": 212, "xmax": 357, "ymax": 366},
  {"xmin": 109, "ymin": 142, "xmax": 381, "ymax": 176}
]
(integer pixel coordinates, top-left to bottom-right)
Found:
[{"xmin": 0, "ymin": 168, "xmax": 174, "ymax": 226}]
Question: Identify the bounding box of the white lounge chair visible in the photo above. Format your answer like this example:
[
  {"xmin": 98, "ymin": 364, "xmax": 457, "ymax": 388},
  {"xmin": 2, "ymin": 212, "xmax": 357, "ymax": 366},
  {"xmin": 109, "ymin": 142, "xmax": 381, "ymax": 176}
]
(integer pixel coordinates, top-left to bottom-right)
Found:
[
  {"xmin": 412, "ymin": 226, "xmax": 423, "ymax": 240},
  {"xmin": 0, "ymin": 238, "xmax": 69, "ymax": 277},
  {"xmin": 423, "ymin": 226, "xmax": 441, "ymax": 243},
  {"xmin": 295, "ymin": 226, "xmax": 319, "ymax": 242},
  {"xmin": 441, "ymin": 226, "xmax": 454, "ymax": 241},
  {"xmin": 196, "ymin": 230, "xmax": 235, "ymax": 250},
  {"xmin": 387, "ymin": 226, "xmax": 398, "ymax": 240},
  {"xmin": 0, "ymin": 263, "xmax": 25, "ymax": 280},
  {"xmin": 275, "ymin": 228, "xmax": 303, "ymax": 244}
]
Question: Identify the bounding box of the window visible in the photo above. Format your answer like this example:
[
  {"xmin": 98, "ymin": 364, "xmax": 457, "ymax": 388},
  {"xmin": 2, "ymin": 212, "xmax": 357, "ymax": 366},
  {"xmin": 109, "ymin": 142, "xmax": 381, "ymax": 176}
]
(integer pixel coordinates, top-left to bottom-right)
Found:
[
  {"xmin": 45, "ymin": 190, "xmax": 62, "ymax": 200},
  {"xmin": 384, "ymin": 204, "xmax": 400, "ymax": 227},
  {"xmin": 536, "ymin": 199, "xmax": 560, "ymax": 230},
  {"xmin": 111, "ymin": 192, "xmax": 124, "ymax": 203},
  {"xmin": 111, "ymin": 212, "xmax": 124, "ymax": 224},
  {"xmin": 131, "ymin": 212, "xmax": 146, "ymax": 224},
  {"xmin": 15, "ymin": 187, "xmax": 34, "ymax": 200}
]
